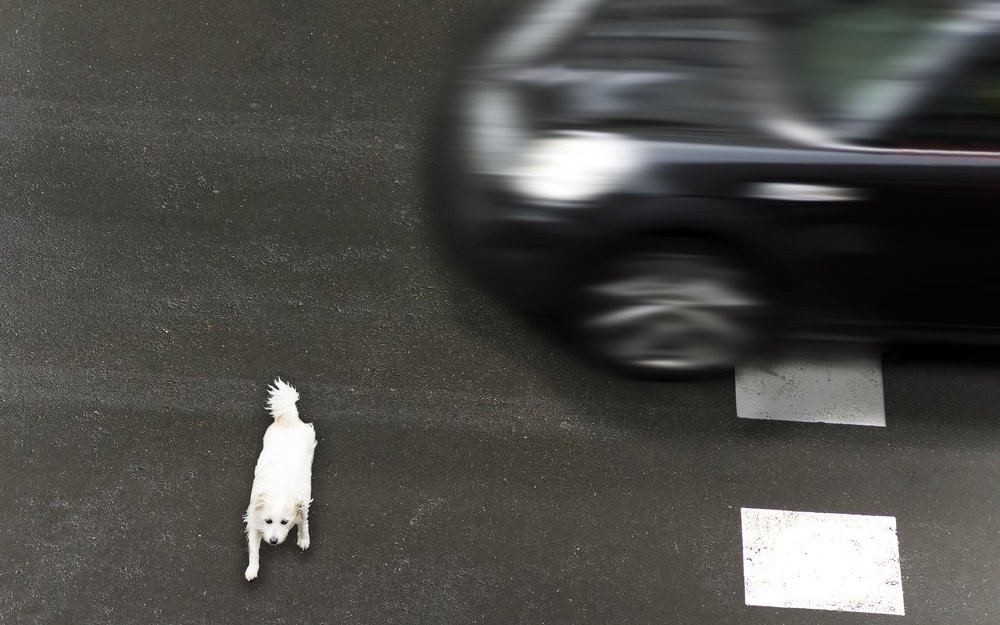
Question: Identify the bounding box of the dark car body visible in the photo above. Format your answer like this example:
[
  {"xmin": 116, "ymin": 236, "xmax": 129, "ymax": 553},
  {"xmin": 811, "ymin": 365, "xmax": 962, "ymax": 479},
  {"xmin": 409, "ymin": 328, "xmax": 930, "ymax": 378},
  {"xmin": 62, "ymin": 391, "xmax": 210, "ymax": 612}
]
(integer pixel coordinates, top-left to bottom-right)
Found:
[{"xmin": 432, "ymin": 0, "xmax": 1000, "ymax": 373}]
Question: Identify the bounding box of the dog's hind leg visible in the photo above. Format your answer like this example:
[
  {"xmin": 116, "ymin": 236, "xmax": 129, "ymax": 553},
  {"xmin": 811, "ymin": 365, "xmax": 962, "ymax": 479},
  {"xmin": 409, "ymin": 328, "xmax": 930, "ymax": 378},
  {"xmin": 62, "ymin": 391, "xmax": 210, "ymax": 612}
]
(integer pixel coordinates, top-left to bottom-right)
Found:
[
  {"xmin": 245, "ymin": 529, "xmax": 261, "ymax": 581},
  {"xmin": 297, "ymin": 508, "xmax": 310, "ymax": 550}
]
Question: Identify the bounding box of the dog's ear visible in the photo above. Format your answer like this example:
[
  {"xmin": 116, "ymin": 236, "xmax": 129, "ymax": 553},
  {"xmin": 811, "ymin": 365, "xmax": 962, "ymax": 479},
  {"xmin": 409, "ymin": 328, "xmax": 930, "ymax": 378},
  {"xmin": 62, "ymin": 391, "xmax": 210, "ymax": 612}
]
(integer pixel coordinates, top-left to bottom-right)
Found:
[
  {"xmin": 294, "ymin": 498, "xmax": 306, "ymax": 516},
  {"xmin": 253, "ymin": 493, "xmax": 268, "ymax": 512}
]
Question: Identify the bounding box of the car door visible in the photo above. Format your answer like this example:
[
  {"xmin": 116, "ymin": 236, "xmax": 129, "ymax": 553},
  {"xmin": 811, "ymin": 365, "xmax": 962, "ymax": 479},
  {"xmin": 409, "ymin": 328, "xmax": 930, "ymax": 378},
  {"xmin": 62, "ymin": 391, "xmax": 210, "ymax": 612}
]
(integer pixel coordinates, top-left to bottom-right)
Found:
[
  {"xmin": 760, "ymin": 2, "xmax": 1000, "ymax": 331},
  {"xmin": 868, "ymin": 38, "xmax": 1000, "ymax": 329}
]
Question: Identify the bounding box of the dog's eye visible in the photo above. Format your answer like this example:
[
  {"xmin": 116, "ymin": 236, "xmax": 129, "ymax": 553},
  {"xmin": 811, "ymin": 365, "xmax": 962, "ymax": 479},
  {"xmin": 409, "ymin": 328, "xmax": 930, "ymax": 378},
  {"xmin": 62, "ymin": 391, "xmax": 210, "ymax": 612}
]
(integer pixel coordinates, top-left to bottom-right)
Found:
[
  {"xmin": 265, "ymin": 519, "xmax": 272, "ymax": 524},
  {"xmin": 280, "ymin": 520, "xmax": 288, "ymax": 525}
]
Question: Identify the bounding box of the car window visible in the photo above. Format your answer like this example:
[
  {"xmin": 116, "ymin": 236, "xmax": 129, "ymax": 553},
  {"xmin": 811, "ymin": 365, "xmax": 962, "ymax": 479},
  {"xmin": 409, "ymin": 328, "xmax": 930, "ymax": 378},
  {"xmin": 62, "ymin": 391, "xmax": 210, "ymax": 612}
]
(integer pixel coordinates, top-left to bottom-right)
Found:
[
  {"xmin": 763, "ymin": 1, "xmax": 964, "ymax": 136},
  {"xmin": 884, "ymin": 44, "xmax": 1000, "ymax": 151}
]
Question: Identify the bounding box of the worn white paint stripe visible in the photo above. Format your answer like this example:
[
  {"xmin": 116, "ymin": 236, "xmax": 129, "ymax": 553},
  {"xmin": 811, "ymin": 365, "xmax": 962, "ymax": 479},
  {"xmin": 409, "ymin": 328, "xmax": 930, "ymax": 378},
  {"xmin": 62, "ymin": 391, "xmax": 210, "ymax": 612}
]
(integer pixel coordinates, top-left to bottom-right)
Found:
[
  {"xmin": 741, "ymin": 508, "xmax": 904, "ymax": 615},
  {"xmin": 735, "ymin": 350, "xmax": 885, "ymax": 427}
]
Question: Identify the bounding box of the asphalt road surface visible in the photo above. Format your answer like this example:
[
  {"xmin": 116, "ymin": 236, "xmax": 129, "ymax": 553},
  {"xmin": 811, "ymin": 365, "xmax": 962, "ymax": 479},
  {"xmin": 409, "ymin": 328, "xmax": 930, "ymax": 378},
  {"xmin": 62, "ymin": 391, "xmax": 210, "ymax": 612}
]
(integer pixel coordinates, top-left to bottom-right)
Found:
[{"xmin": 3, "ymin": 3, "xmax": 1000, "ymax": 624}]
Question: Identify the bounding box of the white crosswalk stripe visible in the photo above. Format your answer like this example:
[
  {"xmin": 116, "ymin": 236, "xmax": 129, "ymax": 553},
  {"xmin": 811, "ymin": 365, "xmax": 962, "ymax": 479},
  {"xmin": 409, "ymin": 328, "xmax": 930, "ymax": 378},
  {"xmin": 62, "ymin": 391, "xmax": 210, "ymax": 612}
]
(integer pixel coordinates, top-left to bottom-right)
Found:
[
  {"xmin": 741, "ymin": 508, "xmax": 905, "ymax": 615},
  {"xmin": 736, "ymin": 349, "xmax": 885, "ymax": 426}
]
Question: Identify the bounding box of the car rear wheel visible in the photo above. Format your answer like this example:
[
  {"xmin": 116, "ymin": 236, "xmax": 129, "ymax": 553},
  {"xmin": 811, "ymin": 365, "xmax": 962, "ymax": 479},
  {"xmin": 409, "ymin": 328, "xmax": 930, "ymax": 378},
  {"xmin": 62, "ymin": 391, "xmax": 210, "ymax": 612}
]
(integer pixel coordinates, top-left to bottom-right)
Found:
[{"xmin": 579, "ymin": 240, "xmax": 768, "ymax": 377}]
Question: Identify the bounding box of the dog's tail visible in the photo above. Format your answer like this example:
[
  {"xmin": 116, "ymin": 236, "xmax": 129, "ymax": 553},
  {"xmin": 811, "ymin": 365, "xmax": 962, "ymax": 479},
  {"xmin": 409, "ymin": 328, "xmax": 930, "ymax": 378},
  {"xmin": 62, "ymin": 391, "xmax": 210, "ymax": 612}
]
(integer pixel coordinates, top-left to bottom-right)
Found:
[{"xmin": 267, "ymin": 378, "xmax": 301, "ymax": 424}]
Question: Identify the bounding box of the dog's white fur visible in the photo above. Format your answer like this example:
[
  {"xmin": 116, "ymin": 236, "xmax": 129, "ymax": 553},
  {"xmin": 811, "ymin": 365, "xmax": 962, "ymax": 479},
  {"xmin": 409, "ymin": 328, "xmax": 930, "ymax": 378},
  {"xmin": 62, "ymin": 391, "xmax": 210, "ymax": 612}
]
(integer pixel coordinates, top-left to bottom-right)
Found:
[{"xmin": 244, "ymin": 379, "xmax": 316, "ymax": 581}]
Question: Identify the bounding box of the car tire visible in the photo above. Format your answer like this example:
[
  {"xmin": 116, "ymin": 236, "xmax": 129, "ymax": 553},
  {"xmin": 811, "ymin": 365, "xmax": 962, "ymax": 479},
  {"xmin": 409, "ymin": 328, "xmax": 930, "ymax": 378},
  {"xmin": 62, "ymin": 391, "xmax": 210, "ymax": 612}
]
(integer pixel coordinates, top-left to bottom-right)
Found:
[{"xmin": 578, "ymin": 237, "xmax": 770, "ymax": 378}]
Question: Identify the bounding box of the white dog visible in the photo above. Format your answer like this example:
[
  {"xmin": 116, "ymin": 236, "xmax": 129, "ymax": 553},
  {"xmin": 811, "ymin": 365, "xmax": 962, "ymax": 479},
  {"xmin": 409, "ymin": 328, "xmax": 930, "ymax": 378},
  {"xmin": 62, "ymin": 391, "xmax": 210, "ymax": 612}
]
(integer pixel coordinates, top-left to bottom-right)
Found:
[{"xmin": 244, "ymin": 379, "xmax": 317, "ymax": 581}]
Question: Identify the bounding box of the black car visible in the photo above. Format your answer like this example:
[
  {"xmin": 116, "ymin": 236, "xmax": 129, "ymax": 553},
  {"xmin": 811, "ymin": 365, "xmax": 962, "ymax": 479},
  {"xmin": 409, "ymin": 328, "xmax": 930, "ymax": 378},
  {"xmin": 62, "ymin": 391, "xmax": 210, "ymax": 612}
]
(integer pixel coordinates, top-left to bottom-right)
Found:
[{"xmin": 432, "ymin": 0, "xmax": 1000, "ymax": 376}]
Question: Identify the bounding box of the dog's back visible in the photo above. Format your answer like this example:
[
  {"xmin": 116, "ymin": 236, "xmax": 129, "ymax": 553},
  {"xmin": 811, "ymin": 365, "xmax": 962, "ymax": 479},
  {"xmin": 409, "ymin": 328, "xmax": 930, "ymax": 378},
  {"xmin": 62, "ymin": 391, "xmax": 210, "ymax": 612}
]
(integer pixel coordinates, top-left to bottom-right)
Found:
[{"xmin": 254, "ymin": 379, "xmax": 316, "ymax": 486}]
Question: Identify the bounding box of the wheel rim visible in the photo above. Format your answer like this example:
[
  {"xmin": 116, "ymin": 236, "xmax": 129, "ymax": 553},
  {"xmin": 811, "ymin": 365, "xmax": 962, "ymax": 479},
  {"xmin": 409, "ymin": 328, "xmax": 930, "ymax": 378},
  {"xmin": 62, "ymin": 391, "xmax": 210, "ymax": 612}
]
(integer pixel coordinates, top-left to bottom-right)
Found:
[{"xmin": 581, "ymin": 251, "xmax": 764, "ymax": 373}]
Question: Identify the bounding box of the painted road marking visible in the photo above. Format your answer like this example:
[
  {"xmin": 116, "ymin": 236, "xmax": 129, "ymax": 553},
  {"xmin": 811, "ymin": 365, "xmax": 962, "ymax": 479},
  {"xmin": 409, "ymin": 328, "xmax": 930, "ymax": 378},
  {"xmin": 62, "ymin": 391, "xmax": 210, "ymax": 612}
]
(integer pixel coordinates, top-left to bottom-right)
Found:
[
  {"xmin": 735, "ymin": 350, "xmax": 885, "ymax": 426},
  {"xmin": 741, "ymin": 508, "xmax": 904, "ymax": 615}
]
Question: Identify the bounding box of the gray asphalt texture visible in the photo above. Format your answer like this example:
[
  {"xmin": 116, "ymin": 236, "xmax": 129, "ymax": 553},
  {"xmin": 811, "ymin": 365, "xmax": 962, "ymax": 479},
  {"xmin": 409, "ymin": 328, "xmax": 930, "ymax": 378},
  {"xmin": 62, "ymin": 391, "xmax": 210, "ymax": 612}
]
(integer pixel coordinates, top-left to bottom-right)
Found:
[{"xmin": 3, "ymin": 2, "xmax": 1000, "ymax": 624}]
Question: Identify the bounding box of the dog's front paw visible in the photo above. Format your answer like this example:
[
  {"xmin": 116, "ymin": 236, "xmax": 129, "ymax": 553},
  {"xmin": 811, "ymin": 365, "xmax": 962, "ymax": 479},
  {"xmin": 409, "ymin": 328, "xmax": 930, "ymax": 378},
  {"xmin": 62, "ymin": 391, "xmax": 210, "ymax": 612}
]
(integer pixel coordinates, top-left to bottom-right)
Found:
[
  {"xmin": 245, "ymin": 565, "xmax": 259, "ymax": 581},
  {"xmin": 297, "ymin": 536, "xmax": 310, "ymax": 550}
]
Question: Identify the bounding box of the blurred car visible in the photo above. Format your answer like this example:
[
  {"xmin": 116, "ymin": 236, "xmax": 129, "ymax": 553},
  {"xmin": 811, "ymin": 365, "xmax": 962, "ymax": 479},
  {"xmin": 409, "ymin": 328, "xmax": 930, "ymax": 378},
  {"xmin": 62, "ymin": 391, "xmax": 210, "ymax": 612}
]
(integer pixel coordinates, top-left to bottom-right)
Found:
[{"xmin": 431, "ymin": 0, "xmax": 1000, "ymax": 377}]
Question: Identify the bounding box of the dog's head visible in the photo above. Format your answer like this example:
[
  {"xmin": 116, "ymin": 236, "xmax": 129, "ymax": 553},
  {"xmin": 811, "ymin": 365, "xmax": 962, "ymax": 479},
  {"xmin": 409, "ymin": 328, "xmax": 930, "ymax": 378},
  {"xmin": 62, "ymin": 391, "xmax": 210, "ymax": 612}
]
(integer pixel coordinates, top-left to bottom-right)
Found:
[{"xmin": 248, "ymin": 493, "xmax": 304, "ymax": 545}]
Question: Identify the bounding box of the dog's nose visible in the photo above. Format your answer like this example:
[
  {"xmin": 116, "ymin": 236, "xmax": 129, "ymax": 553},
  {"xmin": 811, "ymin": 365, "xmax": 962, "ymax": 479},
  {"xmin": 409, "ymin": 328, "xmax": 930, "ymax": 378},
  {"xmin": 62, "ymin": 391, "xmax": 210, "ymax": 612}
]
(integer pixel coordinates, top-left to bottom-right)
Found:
[{"xmin": 269, "ymin": 538, "xmax": 278, "ymax": 545}]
